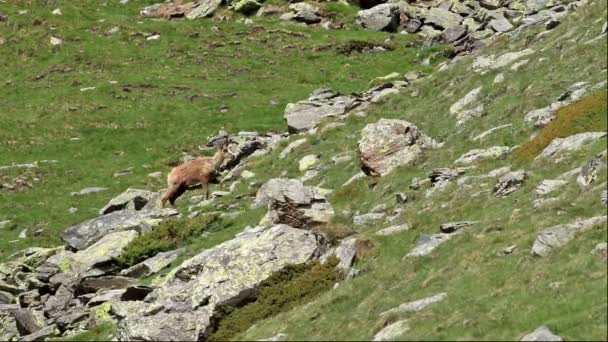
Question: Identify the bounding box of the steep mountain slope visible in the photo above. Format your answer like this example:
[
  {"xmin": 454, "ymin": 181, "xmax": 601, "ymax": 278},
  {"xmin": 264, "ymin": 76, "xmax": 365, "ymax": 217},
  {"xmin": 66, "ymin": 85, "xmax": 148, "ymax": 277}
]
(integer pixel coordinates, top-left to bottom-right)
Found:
[{"xmin": 0, "ymin": 0, "xmax": 607, "ymax": 341}]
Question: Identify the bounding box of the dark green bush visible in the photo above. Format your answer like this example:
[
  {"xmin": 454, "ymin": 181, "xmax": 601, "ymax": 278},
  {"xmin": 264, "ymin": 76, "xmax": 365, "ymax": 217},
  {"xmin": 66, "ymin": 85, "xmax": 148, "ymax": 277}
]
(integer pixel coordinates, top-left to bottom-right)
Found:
[{"xmin": 208, "ymin": 257, "xmax": 343, "ymax": 341}]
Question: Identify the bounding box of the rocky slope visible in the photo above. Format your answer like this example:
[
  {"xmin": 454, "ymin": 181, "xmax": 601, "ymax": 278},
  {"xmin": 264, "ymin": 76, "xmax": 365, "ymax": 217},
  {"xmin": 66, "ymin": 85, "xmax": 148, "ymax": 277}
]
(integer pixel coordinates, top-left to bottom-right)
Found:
[{"xmin": 0, "ymin": 0, "xmax": 607, "ymax": 341}]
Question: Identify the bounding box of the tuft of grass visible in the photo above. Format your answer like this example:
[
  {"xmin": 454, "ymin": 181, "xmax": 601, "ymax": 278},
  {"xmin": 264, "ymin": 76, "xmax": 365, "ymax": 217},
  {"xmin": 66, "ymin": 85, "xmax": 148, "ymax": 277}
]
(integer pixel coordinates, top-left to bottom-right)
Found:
[
  {"xmin": 208, "ymin": 257, "xmax": 343, "ymax": 341},
  {"xmin": 513, "ymin": 90, "xmax": 608, "ymax": 161},
  {"xmin": 115, "ymin": 213, "xmax": 222, "ymax": 267}
]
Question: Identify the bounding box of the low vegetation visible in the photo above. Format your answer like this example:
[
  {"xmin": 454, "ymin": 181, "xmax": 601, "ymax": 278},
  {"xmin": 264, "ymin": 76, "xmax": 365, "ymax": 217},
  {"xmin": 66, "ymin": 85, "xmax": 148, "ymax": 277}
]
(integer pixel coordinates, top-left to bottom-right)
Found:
[{"xmin": 208, "ymin": 257, "xmax": 343, "ymax": 341}]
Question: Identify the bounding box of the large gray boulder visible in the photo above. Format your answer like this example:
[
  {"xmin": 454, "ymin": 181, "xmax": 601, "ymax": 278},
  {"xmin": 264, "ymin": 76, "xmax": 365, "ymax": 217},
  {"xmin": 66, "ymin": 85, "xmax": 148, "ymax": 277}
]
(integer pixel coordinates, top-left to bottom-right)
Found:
[
  {"xmin": 114, "ymin": 225, "xmax": 326, "ymax": 341},
  {"xmin": 253, "ymin": 178, "xmax": 334, "ymax": 228},
  {"xmin": 71, "ymin": 230, "xmax": 139, "ymax": 274},
  {"xmin": 62, "ymin": 208, "xmax": 178, "ymax": 251},
  {"xmin": 359, "ymin": 119, "xmax": 439, "ymax": 177},
  {"xmin": 531, "ymin": 216, "xmax": 607, "ymax": 257},
  {"xmin": 425, "ymin": 8, "xmax": 462, "ymax": 29},
  {"xmin": 99, "ymin": 188, "xmax": 158, "ymax": 216},
  {"xmin": 283, "ymin": 89, "xmax": 361, "ymax": 134},
  {"xmin": 355, "ymin": 4, "xmax": 400, "ymax": 32}
]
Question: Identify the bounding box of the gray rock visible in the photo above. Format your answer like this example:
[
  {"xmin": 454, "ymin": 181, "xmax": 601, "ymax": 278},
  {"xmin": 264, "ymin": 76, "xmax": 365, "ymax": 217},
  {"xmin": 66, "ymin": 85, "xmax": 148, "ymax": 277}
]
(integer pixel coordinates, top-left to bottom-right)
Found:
[
  {"xmin": 55, "ymin": 309, "xmax": 89, "ymax": 331},
  {"xmin": 602, "ymin": 191, "xmax": 608, "ymax": 206},
  {"xmin": 299, "ymin": 155, "xmax": 320, "ymax": 172},
  {"xmin": 480, "ymin": 0, "xmax": 500, "ymax": 9},
  {"xmin": 450, "ymin": 86, "xmax": 482, "ymax": 117},
  {"xmin": 455, "ymin": 146, "xmax": 511, "ymax": 165},
  {"xmin": 535, "ymin": 179, "xmax": 568, "ymax": 196},
  {"xmin": 380, "ymin": 292, "xmax": 447, "ymax": 316},
  {"xmin": 71, "ymin": 187, "xmax": 107, "ymax": 196},
  {"xmin": 429, "ymin": 168, "xmax": 466, "ymax": 186},
  {"xmin": 258, "ymin": 333, "xmax": 288, "ymax": 341},
  {"xmin": 115, "ymin": 225, "xmax": 325, "ymax": 341},
  {"xmin": 256, "ymin": 6, "xmax": 284, "ymax": 17},
  {"xmin": 376, "ymin": 223, "xmax": 411, "ymax": 236},
  {"xmin": 442, "ymin": 25, "xmax": 467, "ymax": 43},
  {"xmin": 12, "ymin": 309, "xmax": 43, "ymax": 336},
  {"xmin": 19, "ymin": 324, "xmax": 58, "ymax": 341},
  {"xmin": 520, "ymin": 325, "xmax": 563, "ymax": 341},
  {"xmin": 230, "ymin": 0, "xmax": 262, "ymax": 14},
  {"xmin": 71, "ymin": 230, "xmax": 139, "ymax": 274},
  {"xmin": 451, "ymin": 2, "xmax": 475, "ymax": 15},
  {"xmin": 425, "ymin": 8, "xmax": 462, "ymax": 29},
  {"xmin": 536, "ymin": 132, "xmax": 607, "ymax": 161},
  {"xmin": 62, "ymin": 208, "xmax": 178, "ymax": 250},
  {"xmin": 439, "ymin": 221, "xmax": 477, "ymax": 233},
  {"xmin": 592, "ymin": 242, "xmax": 607, "ymax": 262},
  {"xmin": 78, "ymin": 276, "xmax": 135, "ymax": 294},
  {"xmin": 354, "ymin": 213, "xmax": 386, "ymax": 226},
  {"xmin": 472, "ymin": 49, "xmax": 535, "ymax": 71},
  {"xmin": 406, "ymin": 232, "xmax": 460, "ymax": 257},
  {"xmin": 120, "ymin": 249, "xmax": 183, "ymax": 278},
  {"xmin": 359, "ymin": 119, "xmax": 438, "ymax": 177},
  {"xmin": 87, "ymin": 289, "xmax": 126, "ymax": 307},
  {"xmin": 489, "ymin": 17, "xmax": 513, "ymax": 32},
  {"xmin": 532, "ymin": 216, "xmax": 608, "ymax": 257},
  {"xmin": 279, "ymin": 138, "xmax": 307, "ymax": 159},
  {"xmin": 342, "ymin": 171, "xmax": 366, "ymax": 187},
  {"xmin": 185, "ymin": 0, "xmax": 222, "ymax": 19},
  {"xmin": 284, "ymin": 89, "xmax": 360, "ymax": 133},
  {"xmin": 373, "ymin": 319, "xmax": 409, "ymax": 341},
  {"xmin": 43, "ymin": 284, "xmax": 73, "ymax": 318},
  {"xmin": 577, "ymin": 151, "xmax": 607, "ymax": 187},
  {"xmin": 0, "ymin": 311, "xmax": 19, "ymax": 341},
  {"xmin": 472, "ymin": 124, "xmax": 512, "ymax": 141},
  {"xmin": 334, "ymin": 237, "xmax": 358, "ymax": 270},
  {"xmin": 494, "ymin": 170, "xmax": 526, "ymax": 197},
  {"xmin": 331, "ymin": 152, "xmax": 352, "ymax": 164},
  {"xmin": 0, "ymin": 291, "xmax": 14, "ymax": 304},
  {"xmin": 294, "ymin": 10, "xmax": 321, "ymax": 24},
  {"xmin": 404, "ymin": 18, "xmax": 422, "ymax": 33},
  {"xmin": 99, "ymin": 188, "xmax": 157, "ymax": 215},
  {"xmin": 355, "ymin": 4, "xmax": 400, "ymax": 32},
  {"xmin": 496, "ymin": 244, "xmax": 517, "ymax": 256}
]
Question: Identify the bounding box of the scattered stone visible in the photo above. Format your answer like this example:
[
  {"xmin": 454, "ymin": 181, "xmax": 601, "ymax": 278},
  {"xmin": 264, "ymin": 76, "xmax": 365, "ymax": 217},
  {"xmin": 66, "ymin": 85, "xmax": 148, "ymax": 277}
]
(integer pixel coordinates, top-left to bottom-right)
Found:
[
  {"xmin": 283, "ymin": 89, "xmax": 359, "ymax": 133},
  {"xmin": 50, "ymin": 36, "xmax": 63, "ymax": 46},
  {"xmin": 426, "ymin": 8, "xmax": 462, "ymax": 29},
  {"xmin": 472, "ymin": 124, "xmax": 512, "ymax": 141},
  {"xmin": 78, "ymin": 276, "xmax": 135, "ymax": 294},
  {"xmin": 395, "ymin": 193, "xmax": 408, "ymax": 204},
  {"xmin": 442, "ymin": 25, "xmax": 468, "ymax": 43},
  {"xmin": 259, "ymin": 333, "xmax": 288, "ymax": 341},
  {"xmin": 19, "ymin": 324, "xmax": 58, "ymax": 341},
  {"xmin": 489, "ymin": 17, "xmax": 514, "ymax": 32},
  {"xmin": 331, "ymin": 152, "xmax": 352, "ymax": 164},
  {"xmin": 494, "ymin": 170, "xmax": 526, "ymax": 197},
  {"xmin": 355, "ymin": 4, "xmax": 400, "ymax": 32},
  {"xmin": 380, "ymin": 293, "xmax": 447, "ymax": 316},
  {"xmin": 602, "ymin": 190, "xmax": 608, "ymax": 206},
  {"xmin": 148, "ymin": 171, "xmax": 162, "ymax": 179},
  {"xmin": 120, "ymin": 249, "xmax": 183, "ymax": 278},
  {"xmin": 520, "ymin": 325, "xmax": 563, "ymax": 341},
  {"xmin": 99, "ymin": 188, "xmax": 157, "ymax": 215},
  {"xmin": 0, "ymin": 220, "xmax": 11, "ymax": 229},
  {"xmin": 279, "ymin": 138, "xmax": 307, "ymax": 159},
  {"xmin": 376, "ymin": 223, "xmax": 411, "ymax": 236},
  {"xmin": 373, "ymin": 319, "xmax": 409, "ymax": 341},
  {"xmin": 334, "ymin": 237, "xmax": 358, "ymax": 270},
  {"xmin": 494, "ymin": 73, "xmax": 505, "ymax": 84},
  {"xmin": 577, "ymin": 151, "xmax": 607, "ymax": 187},
  {"xmin": 299, "ymin": 155, "xmax": 320, "ymax": 172},
  {"xmin": 455, "ymin": 146, "xmax": 511, "ymax": 165},
  {"xmin": 359, "ymin": 119, "xmax": 439, "ymax": 177},
  {"xmin": 52, "ymin": 8, "xmax": 62, "ymax": 15},
  {"xmin": 342, "ymin": 171, "xmax": 366, "ymax": 187},
  {"xmin": 592, "ymin": 242, "xmax": 607, "ymax": 262},
  {"xmin": 68, "ymin": 207, "xmax": 78, "ymax": 214},
  {"xmin": 536, "ymin": 132, "xmax": 607, "ymax": 160},
  {"xmin": 473, "ymin": 49, "xmax": 535, "ymax": 71},
  {"xmin": 496, "ymin": 244, "xmax": 517, "ymax": 256},
  {"xmin": 70, "ymin": 187, "xmax": 107, "ymax": 196},
  {"xmin": 406, "ymin": 232, "xmax": 460, "ymax": 257},
  {"xmin": 535, "ymin": 179, "xmax": 568, "ymax": 196},
  {"xmin": 230, "ymin": 0, "xmax": 262, "ymax": 14},
  {"xmin": 532, "ymin": 216, "xmax": 608, "ymax": 257},
  {"xmin": 439, "ymin": 221, "xmax": 477, "ymax": 233},
  {"xmin": 354, "ymin": 212, "xmax": 386, "ymax": 226},
  {"xmin": 510, "ymin": 59, "xmax": 529, "ymax": 71}
]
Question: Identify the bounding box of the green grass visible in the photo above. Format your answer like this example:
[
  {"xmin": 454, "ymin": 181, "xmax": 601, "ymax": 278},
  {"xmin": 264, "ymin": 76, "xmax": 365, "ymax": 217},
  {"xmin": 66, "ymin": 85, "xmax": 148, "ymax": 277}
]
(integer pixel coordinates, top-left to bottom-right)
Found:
[
  {"xmin": 0, "ymin": 0, "xmax": 435, "ymax": 261},
  {"xmin": 53, "ymin": 323, "xmax": 114, "ymax": 341}
]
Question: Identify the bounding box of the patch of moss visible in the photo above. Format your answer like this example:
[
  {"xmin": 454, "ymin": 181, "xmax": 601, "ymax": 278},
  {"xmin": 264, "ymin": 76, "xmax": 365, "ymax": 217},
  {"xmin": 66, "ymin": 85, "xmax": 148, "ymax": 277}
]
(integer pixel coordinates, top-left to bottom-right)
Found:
[
  {"xmin": 115, "ymin": 213, "xmax": 222, "ymax": 268},
  {"xmin": 58, "ymin": 255, "xmax": 72, "ymax": 273},
  {"xmin": 513, "ymin": 90, "xmax": 608, "ymax": 161},
  {"xmin": 208, "ymin": 257, "xmax": 343, "ymax": 341},
  {"xmin": 93, "ymin": 303, "xmax": 113, "ymax": 322}
]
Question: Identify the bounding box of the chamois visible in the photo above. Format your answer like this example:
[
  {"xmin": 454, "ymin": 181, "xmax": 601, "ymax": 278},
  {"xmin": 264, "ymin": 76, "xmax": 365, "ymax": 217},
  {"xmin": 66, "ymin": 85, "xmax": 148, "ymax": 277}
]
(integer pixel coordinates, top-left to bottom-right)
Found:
[{"xmin": 161, "ymin": 143, "xmax": 232, "ymax": 207}]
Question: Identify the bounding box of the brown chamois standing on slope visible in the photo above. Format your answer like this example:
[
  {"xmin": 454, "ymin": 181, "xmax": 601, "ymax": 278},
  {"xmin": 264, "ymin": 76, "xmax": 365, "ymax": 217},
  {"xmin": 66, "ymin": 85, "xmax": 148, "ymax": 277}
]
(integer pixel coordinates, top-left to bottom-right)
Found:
[{"xmin": 161, "ymin": 143, "xmax": 232, "ymax": 207}]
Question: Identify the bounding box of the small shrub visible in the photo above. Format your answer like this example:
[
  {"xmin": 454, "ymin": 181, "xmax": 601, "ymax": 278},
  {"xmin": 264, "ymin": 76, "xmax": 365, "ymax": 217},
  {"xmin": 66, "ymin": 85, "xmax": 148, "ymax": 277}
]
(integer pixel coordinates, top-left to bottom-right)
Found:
[
  {"xmin": 513, "ymin": 90, "xmax": 608, "ymax": 161},
  {"xmin": 115, "ymin": 213, "xmax": 221, "ymax": 268},
  {"xmin": 208, "ymin": 257, "xmax": 343, "ymax": 341}
]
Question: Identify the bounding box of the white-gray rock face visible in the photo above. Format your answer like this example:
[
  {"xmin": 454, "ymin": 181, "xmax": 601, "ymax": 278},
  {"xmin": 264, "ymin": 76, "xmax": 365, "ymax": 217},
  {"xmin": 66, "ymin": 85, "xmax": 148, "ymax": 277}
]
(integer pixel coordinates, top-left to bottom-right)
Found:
[
  {"xmin": 376, "ymin": 223, "xmax": 411, "ymax": 236},
  {"xmin": 355, "ymin": 4, "xmax": 400, "ymax": 32},
  {"xmin": 61, "ymin": 208, "xmax": 178, "ymax": 250},
  {"xmin": 115, "ymin": 225, "xmax": 325, "ymax": 341},
  {"xmin": 99, "ymin": 188, "xmax": 158, "ymax": 215},
  {"xmin": 359, "ymin": 119, "xmax": 438, "ymax": 177},
  {"xmin": 454, "ymin": 146, "xmax": 511, "ymax": 165},
  {"xmin": 283, "ymin": 89, "xmax": 360, "ymax": 134},
  {"xmin": 372, "ymin": 319, "xmax": 410, "ymax": 341},
  {"xmin": 520, "ymin": 325, "xmax": 563, "ymax": 341},
  {"xmin": 425, "ymin": 7, "xmax": 462, "ymax": 29},
  {"xmin": 380, "ymin": 292, "xmax": 447, "ymax": 316},
  {"xmin": 253, "ymin": 178, "xmax": 334, "ymax": 228},
  {"xmin": 536, "ymin": 132, "xmax": 607, "ymax": 160},
  {"xmin": 531, "ymin": 216, "xmax": 608, "ymax": 257},
  {"xmin": 494, "ymin": 170, "xmax": 526, "ymax": 197}
]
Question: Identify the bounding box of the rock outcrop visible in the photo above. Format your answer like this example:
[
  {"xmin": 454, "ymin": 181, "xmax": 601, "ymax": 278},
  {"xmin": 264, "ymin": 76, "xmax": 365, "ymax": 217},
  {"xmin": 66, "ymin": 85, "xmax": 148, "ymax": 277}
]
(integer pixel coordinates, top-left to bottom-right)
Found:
[{"xmin": 531, "ymin": 216, "xmax": 608, "ymax": 257}]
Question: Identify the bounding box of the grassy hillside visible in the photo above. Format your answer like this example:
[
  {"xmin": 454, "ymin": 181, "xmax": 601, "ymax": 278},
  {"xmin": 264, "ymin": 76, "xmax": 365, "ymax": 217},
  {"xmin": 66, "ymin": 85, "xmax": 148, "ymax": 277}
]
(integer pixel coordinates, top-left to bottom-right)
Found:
[{"xmin": 1, "ymin": 0, "xmax": 607, "ymax": 340}]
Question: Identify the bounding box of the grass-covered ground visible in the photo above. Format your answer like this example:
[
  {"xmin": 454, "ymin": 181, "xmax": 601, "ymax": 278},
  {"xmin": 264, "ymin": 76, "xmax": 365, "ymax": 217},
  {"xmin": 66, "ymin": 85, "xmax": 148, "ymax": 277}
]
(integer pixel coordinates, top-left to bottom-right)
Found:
[
  {"xmin": 1, "ymin": 0, "xmax": 607, "ymax": 340},
  {"xmin": 0, "ymin": 0, "xmax": 441, "ymax": 261}
]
